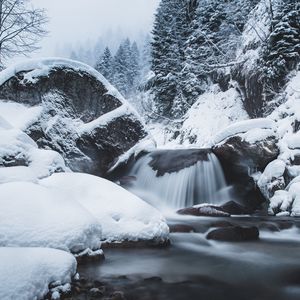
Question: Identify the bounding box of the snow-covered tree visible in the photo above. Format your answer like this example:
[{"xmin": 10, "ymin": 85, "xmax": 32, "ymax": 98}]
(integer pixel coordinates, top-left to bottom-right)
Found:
[{"xmin": 95, "ymin": 47, "xmax": 113, "ymax": 82}]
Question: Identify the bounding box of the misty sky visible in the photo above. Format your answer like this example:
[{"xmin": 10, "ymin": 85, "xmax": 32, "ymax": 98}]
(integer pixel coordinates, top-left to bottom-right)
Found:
[{"xmin": 30, "ymin": 0, "xmax": 160, "ymax": 57}]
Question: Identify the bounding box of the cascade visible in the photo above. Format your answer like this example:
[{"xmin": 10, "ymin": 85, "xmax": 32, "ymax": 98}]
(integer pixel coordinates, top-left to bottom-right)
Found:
[{"xmin": 125, "ymin": 149, "xmax": 231, "ymax": 210}]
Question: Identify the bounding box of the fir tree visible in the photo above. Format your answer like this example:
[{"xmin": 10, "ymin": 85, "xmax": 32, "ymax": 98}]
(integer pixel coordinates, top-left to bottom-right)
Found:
[{"xmin": 95, "ymin": 47, "xmax": 114, "ymax": 82}]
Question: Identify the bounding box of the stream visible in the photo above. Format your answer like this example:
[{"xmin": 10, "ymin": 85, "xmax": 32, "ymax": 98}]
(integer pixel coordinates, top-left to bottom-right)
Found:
[{"xmin": 78, "ymin": 215, "xmax": 300, "ymax": 300}]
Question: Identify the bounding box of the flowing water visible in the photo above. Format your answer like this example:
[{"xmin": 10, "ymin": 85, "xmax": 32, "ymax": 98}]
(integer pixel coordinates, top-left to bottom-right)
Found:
[
  {"xmin": 79, "ymin": 149, "xmax": 300, "ymax": 300},
  {"xmin": 125, "ymin": 149, "xmax": 231, "ymax": 210}
]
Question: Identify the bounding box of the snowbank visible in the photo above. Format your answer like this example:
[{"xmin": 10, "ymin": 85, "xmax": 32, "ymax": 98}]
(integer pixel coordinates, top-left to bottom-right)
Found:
[
  {"xmin": 0, "ymin": 247, "xmax": 76, "ymax": 300},
  {"xmin": 0, "ymin": 181, "xmax": 102, "ymax": 252},
  {"xmin": 177, "ymin": 87, "xmax": 249, "ymax": 147},
  {"xmin": 41, "ymin": 173, "xmax": 169, "ymax": 243},
  {"xmin": 213, "ymin": 118, "xmax": 276, "ymax": 145}
]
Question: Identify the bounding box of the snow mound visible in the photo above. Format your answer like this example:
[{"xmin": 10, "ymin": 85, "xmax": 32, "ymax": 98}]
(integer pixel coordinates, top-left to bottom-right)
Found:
[
  {"xmin": 213, "ymin": 118, "xmax": 276, "ymax": 145},
  {"xmin": 41, "ymin": 173, "xmax": 169, "ymax": 243},
  {"xmin": 177, "ymin": 87, "xmax": 249, "ymax": 147},
  {"xmin": 0, "ymin": 247, "xmax": 76, "ymax": 300},
  {"xmin": 0, "ymin": 181, "xmax": 102, "ymax": 252}
]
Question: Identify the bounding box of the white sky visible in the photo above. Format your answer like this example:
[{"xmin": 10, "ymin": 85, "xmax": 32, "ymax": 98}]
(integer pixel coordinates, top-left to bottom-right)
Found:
[{"xmin": 30, "ymin": 0, "xmax": 160, "ymax": 57}]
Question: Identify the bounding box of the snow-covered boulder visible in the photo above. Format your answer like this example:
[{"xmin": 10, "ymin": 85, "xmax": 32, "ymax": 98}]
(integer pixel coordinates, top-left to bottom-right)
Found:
[
  {"xmin": 213, "ymin": 118, "xmax": 279, "ymax": 208},
  {"xmin": 0, "ymin": 58, "xmax": 149, "ymax": 176},
  {"xmin": 0, "ymin": 181, "xmax": 102, "ymax": 252},
  {"xmin": 40, "ymin": 172, "xmax": 169, "ymax": 245},
  {"xmin": 0, "ymin": 247, "xmax": 76, "ymax": 300},
  {"xmin": 0, "ymin": 117, "xmax": 66, "ymax": 183}
]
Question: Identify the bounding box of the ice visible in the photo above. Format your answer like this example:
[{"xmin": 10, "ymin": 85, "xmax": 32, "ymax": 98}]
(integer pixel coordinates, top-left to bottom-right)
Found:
[{"xmin": 0, "ymin": 247, "xmax": 76, "ymax": 300}]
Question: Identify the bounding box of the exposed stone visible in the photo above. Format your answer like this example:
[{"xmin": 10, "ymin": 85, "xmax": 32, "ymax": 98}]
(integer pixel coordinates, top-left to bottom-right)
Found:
[
  {"xmin": 206, "ymin": 226, "xmax": 259, "ymax": 241},
  {"xmin": 213, "ymin": 134, "xmax": 279, "ymax": 209},
  {"xmin": 177, "ymin": 205, "xmax": 230, "ymax": 217},
  {"xmin": 220, "ymin": 201, "xmax": 251, "ymax": 215},
  {"xmin": 169, "ymin": 224, "xmax": 195, "ymax": 233}
]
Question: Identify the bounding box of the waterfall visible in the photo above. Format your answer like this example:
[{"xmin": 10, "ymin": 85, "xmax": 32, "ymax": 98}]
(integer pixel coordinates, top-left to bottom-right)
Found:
[{"xmin": 124, "ymin": 149, "xmax": 231, "ymax": 210}]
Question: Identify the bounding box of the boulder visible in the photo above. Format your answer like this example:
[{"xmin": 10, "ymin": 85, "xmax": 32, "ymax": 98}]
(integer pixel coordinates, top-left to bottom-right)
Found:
[
  {"xmin": 220, "ymin": 201, "xmax": 251, "ymax": 215},
  {"xmin": 206, "ymin": 226, "xmax": 259, "ymax": 242},
  {"xmin": 0, "ymin": 58, "xmax": 148, "ymax": 176},
  {"xmin": 169, "ymin": 224, "xmax": 195, "ymax": 233},
  {"xmin": 213, "ymin": 119, "xmax": 279, "ymax": 209}
]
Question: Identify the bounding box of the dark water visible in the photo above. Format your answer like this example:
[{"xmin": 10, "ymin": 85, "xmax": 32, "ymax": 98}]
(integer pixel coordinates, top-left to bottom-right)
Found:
[{"xmin": 78, "ymin": 216, "xmax": 300, "ymax": 300}]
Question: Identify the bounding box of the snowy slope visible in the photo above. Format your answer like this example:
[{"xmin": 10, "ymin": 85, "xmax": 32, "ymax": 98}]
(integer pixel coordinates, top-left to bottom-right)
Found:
[
  {"xmin": 0, "ymin": 247, "xmax": 76, "ymax": 300},
  {"xmin": 176, "ymin": 86, "xmax": 249, "ymax": 147}
]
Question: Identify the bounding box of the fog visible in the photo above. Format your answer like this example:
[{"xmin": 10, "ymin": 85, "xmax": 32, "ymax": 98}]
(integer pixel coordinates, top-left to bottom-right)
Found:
[{"xmin": 30, "ymin": 0, "xmax": 160, "ymax": 57}]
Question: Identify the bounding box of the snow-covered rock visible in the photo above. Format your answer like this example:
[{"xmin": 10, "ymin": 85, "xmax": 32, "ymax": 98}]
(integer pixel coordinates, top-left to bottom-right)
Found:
[
  {"xmin": 41, "ymin": 172, "xmax": 169, "ymax": 244},
  {"xmin": 0, "ymin": 118, "xmax": 66, "ymax": 183},
  {"xmin": 0, "ymin": 58, "xmax": 148, "ymax": 176},
  {"xmin": 213, "ymin": 118, "xmax": 279, "ymax": 208},
  {"xmin": 0, "ymin": 181, "xmax": 102, "ymax": 252},
  {"xmin": 0, "ymin": 247, "xmax": 76, "ymax": 300},
  {"xmin": 257, "ymin": 159, "xmax": 286, "ymax": 200}
]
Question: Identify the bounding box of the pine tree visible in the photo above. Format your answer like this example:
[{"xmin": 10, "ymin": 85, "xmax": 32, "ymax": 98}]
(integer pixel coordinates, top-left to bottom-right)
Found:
[
  {"xmin": 262, "ymin": 0, "xmax": 300, "ymax": 91},
  {"xmin": 95, "ymin": 47, "xmax": 114, "ymax": 82}
]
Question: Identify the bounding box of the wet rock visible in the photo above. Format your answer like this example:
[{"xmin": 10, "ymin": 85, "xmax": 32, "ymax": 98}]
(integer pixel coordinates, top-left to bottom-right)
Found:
[
  {"xmin": 144, "ymin": 276, "xmax": 163, "ymax": 282},
  {"xmin": 148, "ymin": 149, "xmax": 211, "ymax": 177},
  {"xmin": 220, "ymin": 201, "xmax": 250, "ymax": 215},
  {"xmin": 89, "ymin": 287, "xmax": 104, "ymax": 297},
  {"xmin": 277, "ymin": 220, "xmax": 294, "ymax": 230},
  {"xmin": 169, "ymin": 224, "xmax": 195, "ymax": 233},
  {"xmin": 74, "ymin": 248, "xmax": 105, "ymax": 264},
  {"xmin": 118, "ymin": 175, "xmax": 137, "ymax": 186},
  {"xmin": 177, "ymin": 205, "xmax": 230, "ymax": 217},
  {"xmin": 102, "ymin": 238, "xmax": 170, "ymax": 248},
  {"xmin": 206, "ymin": 226, "xmax": 259, "ymax": 242},
  {"xmin": 111, "ymin": 291, "xmax": 126, "ymax": 300}
]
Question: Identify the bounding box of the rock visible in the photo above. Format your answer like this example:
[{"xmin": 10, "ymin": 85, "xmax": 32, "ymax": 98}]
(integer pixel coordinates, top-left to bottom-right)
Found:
[
  {"xmin": 89, "ymin": 288, "xmax": 104, "ymax": 297},
  {"xmin": 169, "ymin": 224, "xmax": 195, "ymax": 233},
  {"xmin": 177, "ymin": 205, "xmax": 230, "ymax": 217},
  {"xmin": 220, "ymin": 201, "xmax": 250, "ymax": 215},
  {"xmin": 148, "ymin": 149, "xmax": 211, "ymax": 177},
  {"xmin": 0, "ymin": 58, "xmax": 149, "ymax": 177},
  {"xmin": 111, "ymin": 291, "xmax": 126, "ymax": 300},
  {"xmin": 102, "ymin": 238, "xmax": 170, "ymax": 248},
  {"xmin": 206, "ymin": 226, "xmax": 259, "ymax": 241},
  {"xmin": 118, "ymin": 175, "xmax": 137, "ymax": 186},
  {"xmin": 74, "ymin": 249, "xmax": 105, "ymax": 264},
  {"xmin": 213, "ymin": 129, "xmax": 279, "ymax": 209}
]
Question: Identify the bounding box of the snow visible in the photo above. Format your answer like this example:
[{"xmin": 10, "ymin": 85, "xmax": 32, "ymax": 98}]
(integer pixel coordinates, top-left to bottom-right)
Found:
[
  {"xmin": 0, "ymin": 181, "xmax": 102, "ymax": 252},
  {"xmin": 269, "ymin": 190, "xmax": 293, "ymax": 216},
  {"xmin": 0, "ymin": 247, "xmax": 76, "ymax": 300},
  {"xmin": 213, "ymin": 118, "xmax": 276, "ymax": 145},
  {"xmin": 0, "ymin": 101, "xmax": 42, "ymax": 130},
  {"xmin": 41, "ymin": 172, "xmax": 169, "ymax": 243},
  {"xmin": 177, "ymin": 87, "xmax": 249, "ymax": 147},
  {"xmin": 78, "ymin": 103, "xmax": 134, "ymax": 134},
  {"xmin": 287, "ymin": 182, "xmax": 300, "ymax": 216}
]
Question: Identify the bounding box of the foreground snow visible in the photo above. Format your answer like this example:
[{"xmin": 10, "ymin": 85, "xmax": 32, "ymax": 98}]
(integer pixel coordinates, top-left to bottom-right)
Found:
[
  {"xmin": 0, "ymin": 181, "xmax": 102, "ymax": 252},
  {"xmin": 41, "ymin": 173, "xmax": 169, "ymax": 243},
  {"xmin": 0, "ymin": 247, "xmax": 76, "ymax": 300}
]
